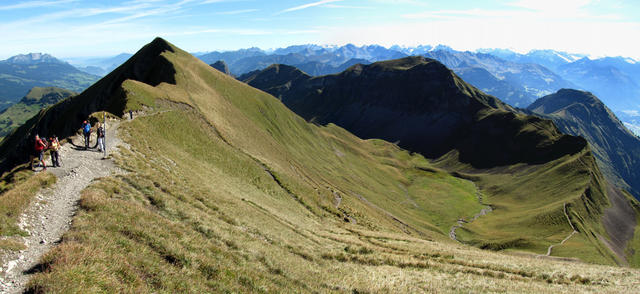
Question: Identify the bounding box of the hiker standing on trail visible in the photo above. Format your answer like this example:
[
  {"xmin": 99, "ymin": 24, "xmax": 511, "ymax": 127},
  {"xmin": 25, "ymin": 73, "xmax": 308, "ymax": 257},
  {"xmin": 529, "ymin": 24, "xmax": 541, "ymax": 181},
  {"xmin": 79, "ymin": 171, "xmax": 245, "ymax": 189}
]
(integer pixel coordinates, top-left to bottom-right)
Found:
[
  {"xmin": 49, "ymin": 135, "xmax": 61, "ymax": 167},
  {"xmin": 82, "ymin": 120, "xmax": 91, "ymax": 149},
  {"xmin": 31, "ymin": 134, "xmax": 47, "ymax": 171},
  {"xmin": 96, "ymin": 122, "xmax": 105, "ymax": 152}
]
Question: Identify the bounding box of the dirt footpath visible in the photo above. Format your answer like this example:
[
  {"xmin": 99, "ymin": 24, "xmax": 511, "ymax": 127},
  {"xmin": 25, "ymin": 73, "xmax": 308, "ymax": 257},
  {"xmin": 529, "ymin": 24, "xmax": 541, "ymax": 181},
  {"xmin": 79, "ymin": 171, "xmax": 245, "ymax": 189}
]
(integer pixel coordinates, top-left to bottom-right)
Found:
[{"xmin": 0, "ymin": 121, "xmax": 123, "ymax": 293}]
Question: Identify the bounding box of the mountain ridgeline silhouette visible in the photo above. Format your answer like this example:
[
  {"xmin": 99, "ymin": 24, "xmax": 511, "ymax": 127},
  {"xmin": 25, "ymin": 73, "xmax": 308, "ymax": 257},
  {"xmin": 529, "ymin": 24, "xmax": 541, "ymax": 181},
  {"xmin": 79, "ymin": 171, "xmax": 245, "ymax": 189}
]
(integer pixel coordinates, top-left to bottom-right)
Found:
[
  {"xmin": 242, "ymin": 57, "xmax": 586, "ymax": 168},
  {"xmin": 0, "ymin": 38, "xmax": 177, "ymax": 172},
  {"xmin": 1, "ymin": 38, "xmax": 638, "ymax": 271},
  {"xmin": 528, "ymin": 89, "xmax": 640, "ymax": 199},
  {"xmin": 242, "ymin": 57, "xmax": 640, "ymax": 264}
]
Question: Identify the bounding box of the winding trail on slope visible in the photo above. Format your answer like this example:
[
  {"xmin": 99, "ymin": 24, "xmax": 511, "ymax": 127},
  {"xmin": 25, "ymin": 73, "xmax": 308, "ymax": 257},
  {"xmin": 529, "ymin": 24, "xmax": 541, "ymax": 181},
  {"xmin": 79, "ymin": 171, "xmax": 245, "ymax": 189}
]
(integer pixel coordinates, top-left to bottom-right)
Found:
[
  {"xmin": 449, "ymin": 183, "xmax": 493, "ymax": 242},
  {"xmin": 0, "ymin": 121, "xmax": 123, "ymax": 294},
  {"xmin": 545, "ymin": 203, "xmax": 578, "ymax": 256}
]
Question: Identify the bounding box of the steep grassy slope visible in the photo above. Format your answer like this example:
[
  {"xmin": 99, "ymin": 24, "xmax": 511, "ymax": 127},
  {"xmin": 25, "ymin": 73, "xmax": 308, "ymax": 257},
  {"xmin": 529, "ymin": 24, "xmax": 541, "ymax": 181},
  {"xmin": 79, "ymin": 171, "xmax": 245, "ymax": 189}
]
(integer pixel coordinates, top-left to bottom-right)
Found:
[
  {"xmin": 2, "ymin": 38, "xmax": 640, "ymax": 292},
  {"xmin": 243, "ymin": 58, "xmax": 640, "ymax": 265},
  {"xmin": 528, "ymin": 89, "xmax": 640, "ymax": 199},
  {"xmin": 0, "ymin": 87, "xmax": 75, "ymax": 139}
]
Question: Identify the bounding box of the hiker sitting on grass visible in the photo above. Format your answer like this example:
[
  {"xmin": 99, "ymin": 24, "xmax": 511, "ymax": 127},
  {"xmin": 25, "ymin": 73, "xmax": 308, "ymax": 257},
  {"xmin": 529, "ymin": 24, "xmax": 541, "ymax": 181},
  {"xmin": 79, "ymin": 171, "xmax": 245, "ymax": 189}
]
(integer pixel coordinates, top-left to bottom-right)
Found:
[
  {"xmin": 82, "ymin": 120, "xmax": 91, "ymax": 149},
  {"xmin": 31, "ymin": 134, "xmax": 47, "ymax": 171},
  {"xmin": 49, "ymin": 135, "xmax": 60, "ymax": 167}
]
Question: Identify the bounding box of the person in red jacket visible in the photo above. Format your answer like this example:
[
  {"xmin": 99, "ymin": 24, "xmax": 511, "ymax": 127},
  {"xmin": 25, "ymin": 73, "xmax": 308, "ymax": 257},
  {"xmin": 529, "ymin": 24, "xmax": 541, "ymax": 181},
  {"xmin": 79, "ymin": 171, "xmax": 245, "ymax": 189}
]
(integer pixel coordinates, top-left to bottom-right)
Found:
[{"xmin": 31, "ymin": 134, "xmax": 47, "ymax": 171}]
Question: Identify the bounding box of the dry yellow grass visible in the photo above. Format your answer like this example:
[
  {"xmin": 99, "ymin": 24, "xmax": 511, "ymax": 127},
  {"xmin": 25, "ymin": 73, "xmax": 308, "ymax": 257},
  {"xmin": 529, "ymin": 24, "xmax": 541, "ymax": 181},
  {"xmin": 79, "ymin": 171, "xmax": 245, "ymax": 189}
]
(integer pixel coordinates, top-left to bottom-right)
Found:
[{"xmin": 2, "ymin": 38, "xmax": 637, "ymax": 293}]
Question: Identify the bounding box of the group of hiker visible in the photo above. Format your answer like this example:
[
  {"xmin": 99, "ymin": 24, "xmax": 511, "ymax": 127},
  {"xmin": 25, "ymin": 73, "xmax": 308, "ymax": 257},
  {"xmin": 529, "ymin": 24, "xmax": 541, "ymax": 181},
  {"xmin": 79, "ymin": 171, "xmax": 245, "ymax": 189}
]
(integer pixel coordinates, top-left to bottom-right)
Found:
[
  {"xmin": 82, "ymin": 120, "xmax": 105, "ymax": 151},
  {"xmin": 30, "ymin": 119, "xmax": 105, "ymax": 171},
  {"xmin": 31, "ymin": 134, "xmax": 60, "ymax": 171}
]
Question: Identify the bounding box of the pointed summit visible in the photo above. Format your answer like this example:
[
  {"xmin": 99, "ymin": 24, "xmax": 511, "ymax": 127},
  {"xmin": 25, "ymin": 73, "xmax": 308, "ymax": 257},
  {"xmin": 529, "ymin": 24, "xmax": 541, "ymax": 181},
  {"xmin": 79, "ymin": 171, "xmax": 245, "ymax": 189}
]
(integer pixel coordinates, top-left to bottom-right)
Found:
[
  {"xmin": 0, "ymin": 37, "xmax": 188, "ymax": 171},
  {"xmin": 529, "ymin": 89, "xmax": 640, "ymax": 198},
  {"xmin": 210, "ymin": 60, "xmax": 231, "ymax": 75},
  {"xmin": 242, "ymin": 57, "xmax": 585, "ymax": 168}
]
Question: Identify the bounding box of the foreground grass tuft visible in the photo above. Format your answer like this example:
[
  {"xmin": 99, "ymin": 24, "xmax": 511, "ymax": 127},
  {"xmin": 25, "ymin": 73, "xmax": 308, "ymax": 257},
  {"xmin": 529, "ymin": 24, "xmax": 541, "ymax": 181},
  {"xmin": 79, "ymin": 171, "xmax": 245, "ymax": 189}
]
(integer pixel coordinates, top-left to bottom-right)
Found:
[{"xmin": 0, "ymin": 168, "xmax": 56, "ymax": 236}]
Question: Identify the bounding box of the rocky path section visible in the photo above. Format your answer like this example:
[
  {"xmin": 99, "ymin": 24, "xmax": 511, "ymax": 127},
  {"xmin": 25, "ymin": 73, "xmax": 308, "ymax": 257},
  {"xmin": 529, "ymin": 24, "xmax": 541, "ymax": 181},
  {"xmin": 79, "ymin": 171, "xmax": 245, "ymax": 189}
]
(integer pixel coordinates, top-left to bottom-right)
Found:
[
  {"xmin": 449, "ymin": 183, "xmax": 493, "ymax": 242},
  {"xmin": 0, "ymin": 121, "xmax": 123, "ymax": 293},
  {"xmin": 545, "ymin": 203, "xmax": 578, "ymax": 256}
]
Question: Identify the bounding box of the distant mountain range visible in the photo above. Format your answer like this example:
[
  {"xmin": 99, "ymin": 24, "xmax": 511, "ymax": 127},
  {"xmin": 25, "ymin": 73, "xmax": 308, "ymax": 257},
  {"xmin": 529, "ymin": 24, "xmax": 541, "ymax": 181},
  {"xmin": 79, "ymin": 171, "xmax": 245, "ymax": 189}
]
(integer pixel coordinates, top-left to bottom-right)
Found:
[
  {"xmin": 3, "ymin": 40, "xmax": 637, "ymax": 267},
  {"xmin": 64, "ymin": 53, "xmax": 134, "ymax": 76},
  {"xmin": 422, "ymin": 50, "xmax": 575, "ymax": 107},
  {"xmin": 0, "ymin": 53, "xmax": 98, "ymax": 106},
  {"xmin": 8, "ymin": 44, "xmax": 640, "ymax": 136},
  {"xmin": 191, "ymin": 44, "xmax": 640, "ymax": 135},
  {"xmin": 196, "ymin": 44, "xmax": 400, "ymax": 76},
  {"xmin": 477, "ymin": 48, "xmax": 586, "ymax": 71}
]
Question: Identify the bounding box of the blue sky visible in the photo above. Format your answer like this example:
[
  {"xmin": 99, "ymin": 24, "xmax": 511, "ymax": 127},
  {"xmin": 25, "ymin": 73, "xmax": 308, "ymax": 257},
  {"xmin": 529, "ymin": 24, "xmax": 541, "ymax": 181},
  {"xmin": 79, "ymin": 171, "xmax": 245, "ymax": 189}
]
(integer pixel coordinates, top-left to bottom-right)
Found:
[{"xmin": 0, "ymin": 0, "xmax": 639, "ymax": 59}]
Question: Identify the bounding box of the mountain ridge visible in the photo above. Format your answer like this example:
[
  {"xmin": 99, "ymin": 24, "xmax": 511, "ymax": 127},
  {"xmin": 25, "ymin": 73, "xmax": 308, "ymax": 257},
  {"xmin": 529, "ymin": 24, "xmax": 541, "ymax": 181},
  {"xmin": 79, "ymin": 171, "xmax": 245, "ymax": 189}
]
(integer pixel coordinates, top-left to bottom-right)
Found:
[
  {"xmin": 1, "ymin": 38, "xmax": 639, "ymax": 293},
  {"xmin": 241, "ymin": 58, "xmax": 638, "ymax": 264},
  {"xmin": 528, "ymin": 89, "xmax": 640, "ymax": 199}
]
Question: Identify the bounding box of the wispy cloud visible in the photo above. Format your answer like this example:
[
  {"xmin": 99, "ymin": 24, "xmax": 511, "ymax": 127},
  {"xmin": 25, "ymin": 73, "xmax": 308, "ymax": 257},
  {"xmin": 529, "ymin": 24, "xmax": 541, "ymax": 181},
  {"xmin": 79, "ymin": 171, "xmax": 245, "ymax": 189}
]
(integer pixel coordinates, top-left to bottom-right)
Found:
[
  {"xmin": 324, "ymin": 4, "xmax": 374, "ymax": 9},
  {"xmin": 217, "ymin": 9, "xmax": 258, "ymax": 15},
  {"xmin": 403, "ymin": 9, "xmax": 519, "ymax": 20},
  {"xmin": 0, "ymin": 3, "xmax": 154, "ymax": 29},
  {"xmin": 277, "ymin": 0, "xmax": 342, "ymax": 14},
  {"xmin": 200, "ymin": 0, "xmax": 231, "ymax": 3},
  {"xmin": 509, "ymin": 0, "xmax": 592, "ymax": 11},
  {"xmin": 0, "ymin": 0, "xmax": 203, "ymax": 29},
  {"xmin": 0, "ymin": 0, "xmax": 77, "ymax": 11}
]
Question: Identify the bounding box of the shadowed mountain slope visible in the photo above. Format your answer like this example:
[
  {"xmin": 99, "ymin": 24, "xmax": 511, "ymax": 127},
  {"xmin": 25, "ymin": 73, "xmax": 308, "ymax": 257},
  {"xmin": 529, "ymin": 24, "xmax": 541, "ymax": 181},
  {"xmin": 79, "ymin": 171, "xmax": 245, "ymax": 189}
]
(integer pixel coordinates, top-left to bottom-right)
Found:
[
  {"xmin": 528, "ymin": 89, "xmax": 640, "ymax": 199},
  {"xmin": 2, "ymin": 39, "xmax": 640, "ymax": 293},
  {"xmin": 210, "ymin": 60, "xmax": 230, "ymax": 75},
  {"xmin": 243, "ymin": 58, "xmax": 640, "ymax": 265},
  {"xmin": 242, "ymin": 57, "xmax": 585, "ymax": 168},
  {"xmin": 0, "ymin": 38, "xmax": 178, "ymax": 172}
]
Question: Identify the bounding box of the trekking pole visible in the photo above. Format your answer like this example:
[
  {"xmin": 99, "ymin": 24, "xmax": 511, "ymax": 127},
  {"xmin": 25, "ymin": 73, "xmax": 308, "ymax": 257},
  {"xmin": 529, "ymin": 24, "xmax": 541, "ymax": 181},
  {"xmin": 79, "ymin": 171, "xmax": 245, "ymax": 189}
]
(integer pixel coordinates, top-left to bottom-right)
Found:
[{"xmin": 103, "ymin": 112, "xmax": 107, "ymax": 158}]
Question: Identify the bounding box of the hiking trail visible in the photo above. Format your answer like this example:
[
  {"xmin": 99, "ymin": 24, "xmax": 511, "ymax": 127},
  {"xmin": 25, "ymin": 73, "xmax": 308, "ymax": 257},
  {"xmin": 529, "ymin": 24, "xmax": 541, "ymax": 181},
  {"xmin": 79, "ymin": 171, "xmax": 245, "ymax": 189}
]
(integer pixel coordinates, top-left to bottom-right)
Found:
[
  {"xmin": 449, "ymin": 183, "xmax": 493, "ymax": 242},
  {"xmin": 545, "ymin": 203, "xmax": 578, "ymax": 256},
  {"xmin": 0, "ymin": 121, "xmax": 124, "ymax": 293}
]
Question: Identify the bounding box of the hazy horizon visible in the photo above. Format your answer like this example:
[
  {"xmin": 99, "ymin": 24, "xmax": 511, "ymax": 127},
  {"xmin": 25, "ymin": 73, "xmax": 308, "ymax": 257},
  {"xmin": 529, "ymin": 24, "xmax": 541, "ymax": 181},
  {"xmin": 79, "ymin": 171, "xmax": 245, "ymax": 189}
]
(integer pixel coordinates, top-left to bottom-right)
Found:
[{"xmin": 1, "ymin": 0, "xmax": 639, "ymax": 60}]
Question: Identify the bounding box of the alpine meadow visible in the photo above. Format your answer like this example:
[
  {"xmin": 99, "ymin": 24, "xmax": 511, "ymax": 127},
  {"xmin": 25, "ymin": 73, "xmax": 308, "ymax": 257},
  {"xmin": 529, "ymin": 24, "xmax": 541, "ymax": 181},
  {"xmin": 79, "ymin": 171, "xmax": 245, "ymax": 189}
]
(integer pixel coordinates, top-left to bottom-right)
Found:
[{"xmin": 1, "ymin": 0, "xmax": 640, "ymax": 293}]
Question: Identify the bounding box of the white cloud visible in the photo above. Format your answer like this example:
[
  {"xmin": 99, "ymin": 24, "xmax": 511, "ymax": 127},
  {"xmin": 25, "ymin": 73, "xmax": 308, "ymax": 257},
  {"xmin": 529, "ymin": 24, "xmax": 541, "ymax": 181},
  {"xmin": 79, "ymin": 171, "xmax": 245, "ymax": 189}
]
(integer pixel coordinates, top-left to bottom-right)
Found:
[
  {"xmin": 277, "ymin": 0, "xmax": 342, "ymax": 14},
  {"xmin": 509, "ymin": 0, "xmax": 592, "ymax": 11},
  {"xmin": 323, "ymin": 4, "xmax": 374, "ymax": 9},
  {"xmin": 0, "ymin": 0, "xmax": 77, "ymax": 11},
  {"xmin": 217, "ymin": 9, "xmax": 258, "ymax": 15},
  {"xmin": 621, "ymin": 110, "xmax": 640, "ymax": 116}
]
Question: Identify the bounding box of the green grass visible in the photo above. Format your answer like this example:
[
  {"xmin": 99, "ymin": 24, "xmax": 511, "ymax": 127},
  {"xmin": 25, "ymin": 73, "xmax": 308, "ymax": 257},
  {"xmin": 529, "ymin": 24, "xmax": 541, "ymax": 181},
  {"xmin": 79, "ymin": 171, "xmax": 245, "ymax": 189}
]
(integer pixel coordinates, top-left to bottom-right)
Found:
[
  {"xmin": 6, "ymin": 38, "xmax": 639, "ymax": 292},
  {"xmin": 0, "ymin": 168, "xmax": 56, "ymax": 236},
  {"xmin": 0, "ymin": 86, "xmax": 75, "ymax": 138},
  {"xmin": 0, "ymin": 103, "xmax": 46, "ymax": 138},
  {"xmin": 25, "ymin": 108, "xmax": 640, "ymax": 293},
  {"xmin": 436, "ymin": 149, "xmax": 618, "ymax": 265}
]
